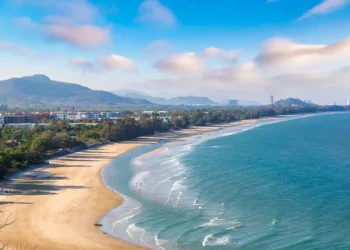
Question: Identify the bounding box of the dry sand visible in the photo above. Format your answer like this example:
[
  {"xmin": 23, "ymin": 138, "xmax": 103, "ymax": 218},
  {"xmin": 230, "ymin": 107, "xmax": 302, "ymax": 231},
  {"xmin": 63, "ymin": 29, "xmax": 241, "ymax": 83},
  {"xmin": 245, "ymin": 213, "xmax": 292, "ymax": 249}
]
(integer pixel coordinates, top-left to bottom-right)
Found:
[
  {"xmin": 0, "ymin": 143, "xmax": 144, "ymax": 250},
  {"xmin": 0, "ymin": 119, "xmax": 266, "ymax": 249}
]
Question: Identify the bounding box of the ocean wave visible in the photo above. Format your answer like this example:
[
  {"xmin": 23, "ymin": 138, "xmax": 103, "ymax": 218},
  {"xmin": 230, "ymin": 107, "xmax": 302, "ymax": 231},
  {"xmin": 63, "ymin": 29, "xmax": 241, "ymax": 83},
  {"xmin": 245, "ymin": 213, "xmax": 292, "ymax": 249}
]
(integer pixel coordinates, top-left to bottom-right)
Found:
[
  {"xmin": 125, "ymin": 223, "xmax": 154, "ymax": 248},
  {"xmin": 202, "ymin": 234, "xmax": 231, "ymax": 247},
  {"xmin": 126, "ymin": 223, "xmax": 145, "ymax": 240},
  {"xmin": 131, "ymin": 158, "xmax": 144, "ymax": 167},
  {"xmin": 155, "ymin": 235, "xmax": 168, "ymax": 250},
  {"xmin": 193, "ymin": 197, "xmax": 203, "ymax": 206},
  {"xmin": 199, "ymin": 217, "xmax": 242, "ymax": 228},
  {"xmin": 112, "ymin": 206, "xmax": 141, "ymax": 230},
  {"xmin": 173, "ymin": 191, "xmax": 182, "ymax": 208},
  {"xmin": 210, "ymin": 145, "xmax": 226, "ymax": 149},
  {"xmin": 271, "ymin": 219, "xmax": 277, "ymax": 226},
  {"xmin": 174, "ymin": 171, "xmax": 186, "ymax": 177},
  {"xmin": 161, "ymin": 158, "xmax": 178, "ymax": 165},
  {"xmin": 165, "ymin": 178, "xmax": 185, "ymax": 204}
]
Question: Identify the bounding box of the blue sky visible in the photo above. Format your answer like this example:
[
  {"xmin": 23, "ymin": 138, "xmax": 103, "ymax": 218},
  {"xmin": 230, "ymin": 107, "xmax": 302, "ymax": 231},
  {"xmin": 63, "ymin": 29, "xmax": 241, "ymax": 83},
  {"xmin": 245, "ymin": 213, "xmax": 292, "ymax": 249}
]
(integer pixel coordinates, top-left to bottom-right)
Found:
[{"xmin": 0, "ymin": 0, "xmax": 350, "ymax": 104}]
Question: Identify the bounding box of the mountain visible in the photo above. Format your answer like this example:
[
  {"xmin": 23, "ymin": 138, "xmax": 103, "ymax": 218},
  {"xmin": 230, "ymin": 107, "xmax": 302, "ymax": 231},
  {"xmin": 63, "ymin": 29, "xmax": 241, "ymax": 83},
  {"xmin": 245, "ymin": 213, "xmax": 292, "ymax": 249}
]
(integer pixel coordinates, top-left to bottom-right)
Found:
[
  {"xmin": 124, "ymin": 92, "xmax": 169, "ymax": 105},
  {"xmin": 168, "ymin": 96, "xmax": 217, "ymax": 105},
  {"xmin": 115, "ymin": 91, "xmax": 217, "ymax": 105},
  {"xmin": 0, "ymin": 75, "xmax": 152, "ymax": 107},
  {"xmin": 274, "ymin": 98, "xmax": 314, "ymax": 107}
]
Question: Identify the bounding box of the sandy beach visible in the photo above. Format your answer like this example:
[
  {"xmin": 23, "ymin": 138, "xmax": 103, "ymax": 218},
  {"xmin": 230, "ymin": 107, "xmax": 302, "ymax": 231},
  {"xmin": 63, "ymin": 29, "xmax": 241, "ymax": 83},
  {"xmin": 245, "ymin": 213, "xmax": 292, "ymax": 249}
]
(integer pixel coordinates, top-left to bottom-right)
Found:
[
  {"xmin": 0, "ymin": 120, "xmax": 264, "ymax": 249},
  {"xmin": 0, "ymin": 143, "xmax": 145, "ymax": 250}
]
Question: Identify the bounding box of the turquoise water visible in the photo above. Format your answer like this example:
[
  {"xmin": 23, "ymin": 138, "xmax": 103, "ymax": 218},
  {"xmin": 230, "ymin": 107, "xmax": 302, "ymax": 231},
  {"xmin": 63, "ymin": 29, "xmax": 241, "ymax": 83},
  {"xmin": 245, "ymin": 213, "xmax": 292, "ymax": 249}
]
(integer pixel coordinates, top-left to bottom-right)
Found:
[{"xmin": 101, "ymin": 113, "xmax": 350, "ymax": 249}]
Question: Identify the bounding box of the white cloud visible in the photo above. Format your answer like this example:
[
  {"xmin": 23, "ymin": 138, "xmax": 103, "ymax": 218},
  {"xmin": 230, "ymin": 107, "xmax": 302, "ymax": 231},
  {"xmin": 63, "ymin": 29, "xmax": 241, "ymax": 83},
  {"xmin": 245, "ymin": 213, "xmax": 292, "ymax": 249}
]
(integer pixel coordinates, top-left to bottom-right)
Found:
[
  {"xmin": 255, "ymin": 37, "xmax": 350, "ymax": 69},
  {"xmin": 203, "ymin": 62, "xmax": 260, "ymax": 82},
  {"xmin": 0, "ymin": 41, "xmax": 36, "ymax": 57},
  {"xmin": 97, "ymin": 55, "xmax": 136, "ymax": 71},
  {"xmin": 155, "ymin": 52, "xmax": 206, "ymax": 74},
  {"xmin": 202, "ymin": 47, "xmax": 239, "ymax": 63},
  {"xmin": 71, "ymin": 55, "xmax": 136, "ymax": 73},
  {"xmin": 298, "ymin": 0, "xmax": 349, "ymax": 20},
  {"xmin": 137, "ymin": 0, "xmax": 177, "ymax": 27},
  {"xmin": 154, "ymin": 47, "xmax": 239, "ymax": 75},
  {"xmin": 44, "ymin": 24, "xmax": 110, "ymax": 49},
  {"xmin": 12, "ymin": 0, "xmax": 112, "ymax": 49}
]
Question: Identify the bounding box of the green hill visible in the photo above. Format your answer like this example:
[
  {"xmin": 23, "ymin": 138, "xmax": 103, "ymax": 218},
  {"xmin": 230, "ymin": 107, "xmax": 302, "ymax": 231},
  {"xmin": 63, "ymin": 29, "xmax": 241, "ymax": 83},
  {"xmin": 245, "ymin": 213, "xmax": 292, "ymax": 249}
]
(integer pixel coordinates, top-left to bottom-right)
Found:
[{"xmin": 0, "ymin": 75, "xmax": 151, "ymax": 107}]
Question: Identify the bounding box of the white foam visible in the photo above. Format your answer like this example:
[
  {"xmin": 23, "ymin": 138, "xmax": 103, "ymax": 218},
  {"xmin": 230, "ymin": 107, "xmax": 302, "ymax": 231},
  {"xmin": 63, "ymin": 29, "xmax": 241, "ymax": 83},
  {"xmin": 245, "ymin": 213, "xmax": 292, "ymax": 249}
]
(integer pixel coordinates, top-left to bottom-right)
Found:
[
  {"xmin": 200, "ymin": 217, "xmax": 241, "ymax": 228},
  {"xmin": 155, "ymin": 235, "xmax": 168, "ymax": 250},
  {"xmin": 132, "ymin": 158, "xmax": 143, "ymax": 167},
  {"xmin": 200, "ymin": 217, "xmax": 225, "ymax": 227},
  {"xmin": 126, "ymin": 223, "xmax": 153, "ymax": 248},
  {"xmin": 271, "ymin": 219, "xmax": 277, "ymax": 226},
  {"xmin": 126, "ymin": 223, "xmax": 139, "ymax": 240},
  {"xmin": 174, "ymin": 171, "xmax": 186, "ymax": 177},
  {"xmin": 112, "ymin": 207, "xmax": 141, "ymax": 230},
  {"xmin": 161, "ymin": 158, "xmax": 177, "ymax": 165},
  {"xmin": 174, "ymin": 190, "xmax": 184, "ymax": 208},
  {"xmin": 202, "ymin": 234, "xmax": 231, "ymax": 247},
  {"xmin": 165, "ymin": 178, "xmax": 185, "ymax": 204},
  {"xmin": 193, "ymin": 198, "xmax": 203, "ymax": 206}
]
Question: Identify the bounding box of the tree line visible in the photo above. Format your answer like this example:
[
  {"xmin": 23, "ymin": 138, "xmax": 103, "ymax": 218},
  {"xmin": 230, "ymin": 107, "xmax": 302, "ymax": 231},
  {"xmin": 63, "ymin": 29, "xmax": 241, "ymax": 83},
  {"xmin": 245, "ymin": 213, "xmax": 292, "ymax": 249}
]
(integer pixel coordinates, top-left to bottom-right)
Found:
[{"xmin": 0, "ymin": 105, "xmax": 346, "ymax": 179}]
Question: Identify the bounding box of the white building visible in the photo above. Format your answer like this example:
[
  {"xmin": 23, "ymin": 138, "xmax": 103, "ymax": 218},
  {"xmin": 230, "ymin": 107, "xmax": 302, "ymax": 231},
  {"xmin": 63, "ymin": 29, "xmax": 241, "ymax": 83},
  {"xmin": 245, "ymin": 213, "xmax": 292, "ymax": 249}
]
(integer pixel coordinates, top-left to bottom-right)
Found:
[{"xmin": 143, "ymin": 111, "xmax": 168, "ymax": 116}]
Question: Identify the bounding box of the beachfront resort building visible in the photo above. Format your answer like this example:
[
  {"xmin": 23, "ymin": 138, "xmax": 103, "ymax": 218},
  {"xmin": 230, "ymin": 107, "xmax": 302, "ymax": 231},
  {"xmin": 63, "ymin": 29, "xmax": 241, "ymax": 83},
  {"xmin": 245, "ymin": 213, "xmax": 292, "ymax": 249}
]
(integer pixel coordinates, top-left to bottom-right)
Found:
[
  {"xmin": 51, "ymin": 112, "xmax": 122, "ymax": 121},
  {"xmin": 143, "ymin": 111, "xmax": 168, "ymax": 116},
  {"xmin": 0, "ymin": 115, "xmax": 34, "ymax": 126}
]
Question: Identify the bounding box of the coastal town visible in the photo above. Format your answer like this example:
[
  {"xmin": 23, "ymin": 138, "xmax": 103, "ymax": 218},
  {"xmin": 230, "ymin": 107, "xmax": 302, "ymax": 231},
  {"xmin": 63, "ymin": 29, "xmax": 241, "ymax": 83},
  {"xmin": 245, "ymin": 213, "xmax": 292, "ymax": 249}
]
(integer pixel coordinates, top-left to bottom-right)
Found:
[{"xmin": 2, "ymin": 0, "xmax": 350, "ymax": 248}]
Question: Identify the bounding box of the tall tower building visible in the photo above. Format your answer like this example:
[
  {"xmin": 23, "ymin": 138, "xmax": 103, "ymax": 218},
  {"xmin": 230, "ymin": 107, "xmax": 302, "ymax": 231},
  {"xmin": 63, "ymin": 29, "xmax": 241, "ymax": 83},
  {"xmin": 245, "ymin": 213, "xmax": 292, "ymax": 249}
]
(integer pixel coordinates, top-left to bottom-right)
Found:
[
  {"xmin": 270, "ymin": 95, "xmax": 274, "ymax": 105},
  {"xmin": 347, "ymin": 98, "xmax": 350, "ymax": 106}
]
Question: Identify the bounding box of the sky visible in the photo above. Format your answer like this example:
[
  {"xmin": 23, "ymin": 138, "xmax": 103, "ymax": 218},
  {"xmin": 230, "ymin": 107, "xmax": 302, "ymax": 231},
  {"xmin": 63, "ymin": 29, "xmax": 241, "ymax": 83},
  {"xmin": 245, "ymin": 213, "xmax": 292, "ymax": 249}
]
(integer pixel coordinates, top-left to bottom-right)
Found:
[{"xmin": 0, "ymin": 0, "xmax": 350, "ymax": 104}]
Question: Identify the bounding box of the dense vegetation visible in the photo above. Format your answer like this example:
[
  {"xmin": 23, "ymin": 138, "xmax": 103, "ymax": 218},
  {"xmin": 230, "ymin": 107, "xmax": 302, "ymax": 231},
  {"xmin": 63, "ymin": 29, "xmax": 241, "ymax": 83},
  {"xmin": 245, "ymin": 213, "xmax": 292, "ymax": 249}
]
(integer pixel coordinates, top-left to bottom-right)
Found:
[{"xmin": 0, "ymin": 105, "xmax": 346, "ymax": 179}]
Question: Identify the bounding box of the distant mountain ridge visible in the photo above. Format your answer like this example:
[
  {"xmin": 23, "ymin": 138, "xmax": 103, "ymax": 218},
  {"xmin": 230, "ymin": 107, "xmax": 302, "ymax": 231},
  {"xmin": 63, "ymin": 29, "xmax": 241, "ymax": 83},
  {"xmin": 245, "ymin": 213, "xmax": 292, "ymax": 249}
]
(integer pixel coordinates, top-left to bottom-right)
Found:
[
  {"xmin": 116, "ymin": 91, "xmax": 217, "ymax": 105},
  {"xmin": 274, "ymin": 98, "xmax": 314, "ymax": 107},
  {"xmin": 0, "ymin": 75, "xmax": 152, "ymax": 107}
]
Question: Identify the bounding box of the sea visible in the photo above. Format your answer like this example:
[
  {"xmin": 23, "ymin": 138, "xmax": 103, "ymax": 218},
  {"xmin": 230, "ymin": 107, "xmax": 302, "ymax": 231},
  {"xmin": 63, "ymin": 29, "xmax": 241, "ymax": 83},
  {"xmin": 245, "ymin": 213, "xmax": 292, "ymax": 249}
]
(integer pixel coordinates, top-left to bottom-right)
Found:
[{"xmin": 101, "ymin": 112, "xmax": 350, "ymax": 249}]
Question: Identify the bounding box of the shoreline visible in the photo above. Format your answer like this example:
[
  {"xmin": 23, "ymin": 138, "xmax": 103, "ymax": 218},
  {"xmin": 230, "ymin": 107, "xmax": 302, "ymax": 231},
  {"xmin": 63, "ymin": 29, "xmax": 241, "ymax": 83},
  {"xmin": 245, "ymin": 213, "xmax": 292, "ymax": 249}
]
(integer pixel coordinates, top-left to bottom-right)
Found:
[
  {"xmin": 97, "ymin": 112, "xmax": 342, "ymax": 249},
  {"xmin": 0, "ymin": 112, "xmax": 339, "ymax": 249},
  {"xmin": 0, "ymin": 121, "xmax": 236, "ymax": 249},
  {"xmin": 96, "ymin": 115, "xmax": 300, "ymax": 248}
]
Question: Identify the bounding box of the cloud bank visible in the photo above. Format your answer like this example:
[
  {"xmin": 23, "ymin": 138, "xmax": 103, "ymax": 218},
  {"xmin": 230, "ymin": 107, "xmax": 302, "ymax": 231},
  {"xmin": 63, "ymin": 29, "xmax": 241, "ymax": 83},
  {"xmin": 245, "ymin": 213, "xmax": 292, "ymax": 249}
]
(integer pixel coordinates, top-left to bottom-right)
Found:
[
  {"xmin": 13, "ymin": 0, "xmax": 111, "ymax": 49},
  {"xmin": 71, "ymin": 55, "xmax": 136, "ymax": 73},
  {"xmin": 256, "ymin": 37, "xmax": 350, "ymax": 68},
  {"xmin": 155, "ymin": 52, "xmax": 205, "ymax": 74}
]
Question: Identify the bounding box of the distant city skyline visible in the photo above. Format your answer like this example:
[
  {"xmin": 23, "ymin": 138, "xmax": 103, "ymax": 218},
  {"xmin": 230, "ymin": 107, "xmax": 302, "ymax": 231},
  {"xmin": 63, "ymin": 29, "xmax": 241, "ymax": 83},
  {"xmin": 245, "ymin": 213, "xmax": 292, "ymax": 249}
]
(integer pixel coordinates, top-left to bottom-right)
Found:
[{"xmin": 1, "ymin": 0, "xmax": 350, "ymax": 104}]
